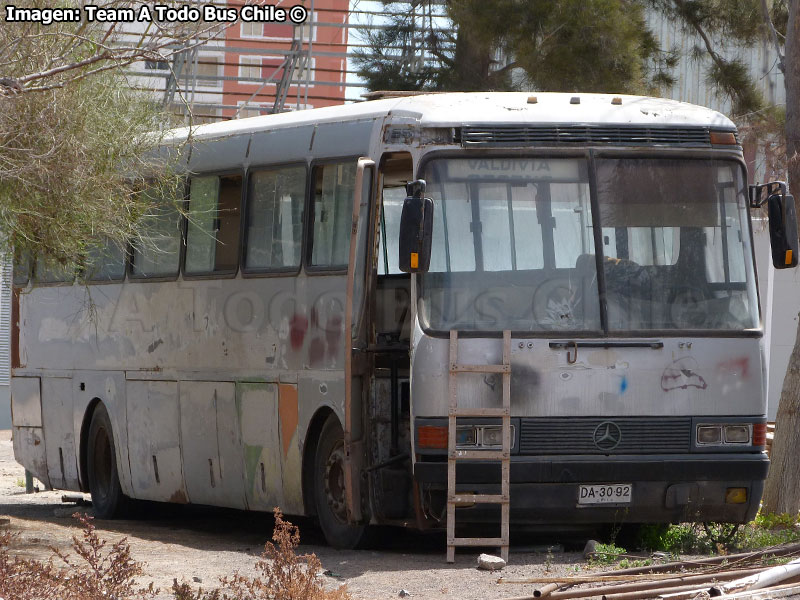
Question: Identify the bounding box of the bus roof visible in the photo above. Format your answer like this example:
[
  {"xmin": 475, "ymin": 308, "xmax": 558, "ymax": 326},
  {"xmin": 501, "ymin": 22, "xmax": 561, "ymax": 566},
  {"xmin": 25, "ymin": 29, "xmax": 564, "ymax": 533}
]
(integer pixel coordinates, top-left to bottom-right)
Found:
[{"xmin": 163, "ymin": 92, "xmax": 735, "ymax": 144}]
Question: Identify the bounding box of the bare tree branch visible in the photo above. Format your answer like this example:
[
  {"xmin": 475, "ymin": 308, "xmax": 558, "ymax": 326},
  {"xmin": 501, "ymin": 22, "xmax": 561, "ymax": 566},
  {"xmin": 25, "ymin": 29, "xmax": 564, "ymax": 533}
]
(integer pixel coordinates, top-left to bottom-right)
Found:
[{"xmin": 761, "ymin": 0, "xmax": 786, "ymax": 74}]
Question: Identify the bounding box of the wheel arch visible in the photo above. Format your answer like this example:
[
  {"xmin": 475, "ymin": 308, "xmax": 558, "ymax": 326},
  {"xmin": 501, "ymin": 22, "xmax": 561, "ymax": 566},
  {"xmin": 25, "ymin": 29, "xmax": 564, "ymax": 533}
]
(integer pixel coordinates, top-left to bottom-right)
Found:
[
  {"xmin": 78, "ymin": 397, "xmax": 103, "ymax": 492},
  {"xmin": 301, "ymin": 406, "xmax": 338, "ymax": 517}
]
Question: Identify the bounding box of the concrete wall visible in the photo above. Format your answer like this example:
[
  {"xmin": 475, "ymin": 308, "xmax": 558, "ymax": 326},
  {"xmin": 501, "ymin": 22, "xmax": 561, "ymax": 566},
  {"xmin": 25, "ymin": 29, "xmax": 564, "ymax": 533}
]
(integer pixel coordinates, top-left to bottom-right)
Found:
[{"xmin": 755, "ymin": 223, "xmax": 800, "ymax": 421}]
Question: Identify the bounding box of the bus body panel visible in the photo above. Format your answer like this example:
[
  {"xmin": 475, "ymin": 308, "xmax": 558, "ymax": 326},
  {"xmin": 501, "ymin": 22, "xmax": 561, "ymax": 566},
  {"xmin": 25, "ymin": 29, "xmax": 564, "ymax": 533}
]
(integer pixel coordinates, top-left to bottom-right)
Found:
[
  {"xmin": 16, "ymin": 278, "xmax": 350, "ymax": 373},
  {"xmin": 14, "ymin": 271, "xmax": 351, "ymax": 513},
  {"xmin": 412, "ymin": 333, "xmax": 763, "ymax": 417}
]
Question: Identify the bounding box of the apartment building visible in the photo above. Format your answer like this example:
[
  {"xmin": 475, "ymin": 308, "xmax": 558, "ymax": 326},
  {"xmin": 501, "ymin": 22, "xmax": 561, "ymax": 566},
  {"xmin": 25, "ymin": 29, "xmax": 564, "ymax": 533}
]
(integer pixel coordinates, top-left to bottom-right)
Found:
[{"xmin": 127, "ymin": 0, "xmax": 350, "ymax": 121}]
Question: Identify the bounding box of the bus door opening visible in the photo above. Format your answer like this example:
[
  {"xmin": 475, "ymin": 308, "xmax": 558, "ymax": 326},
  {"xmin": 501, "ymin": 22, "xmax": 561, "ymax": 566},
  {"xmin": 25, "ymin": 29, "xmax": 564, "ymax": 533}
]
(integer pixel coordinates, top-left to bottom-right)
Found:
[{"xmin": 370, "ymin": 151, "xmax": 414, "ymax": 520}]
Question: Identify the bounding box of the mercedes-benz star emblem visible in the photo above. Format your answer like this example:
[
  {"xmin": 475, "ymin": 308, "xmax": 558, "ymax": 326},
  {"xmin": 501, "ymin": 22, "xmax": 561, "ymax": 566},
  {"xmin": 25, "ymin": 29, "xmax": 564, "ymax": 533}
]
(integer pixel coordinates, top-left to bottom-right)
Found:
[{"xmin": 593, "ymin": 421, "xmax": 622, "ymax": 451}]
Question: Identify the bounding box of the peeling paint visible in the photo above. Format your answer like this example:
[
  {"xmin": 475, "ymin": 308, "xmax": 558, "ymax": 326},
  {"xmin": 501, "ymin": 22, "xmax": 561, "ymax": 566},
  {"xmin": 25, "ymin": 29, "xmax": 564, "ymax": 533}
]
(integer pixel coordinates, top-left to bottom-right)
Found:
[
  {"xmin": 169, "ymin": 489, "xmax": 188, "ymax": 504},
  {"xmin": 278, "ymin": 384, "xmax": 299, "ymax": 458}
]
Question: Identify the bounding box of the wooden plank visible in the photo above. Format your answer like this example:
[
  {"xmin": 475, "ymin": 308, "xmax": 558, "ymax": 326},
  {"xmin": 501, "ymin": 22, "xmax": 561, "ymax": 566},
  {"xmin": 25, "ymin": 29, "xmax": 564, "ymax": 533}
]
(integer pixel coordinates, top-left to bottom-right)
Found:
[
  {"xmin": 449, "ymin": 449, "xmax": 508, "ymax": 460},
  {"xmin": 447, "ymin": 329, "xmax": 458, "ymax": 564},
  {"xmin": 450, "ymin": 364, "xmax": 510, "ymax": 373},
  {"xmin": 448, "ymin": 493, "xmax": 508, "ymax": 504},
  {"xmin": 449, "ymin": 407, "xmax": 510, "ymax": 417},
  {"xmin": 448, "ymin": 537, "xmax": 506, "ymax": 546},
  {"xmin": 500, "ymin": 330, "xmax": 511, "ymax": 564}
]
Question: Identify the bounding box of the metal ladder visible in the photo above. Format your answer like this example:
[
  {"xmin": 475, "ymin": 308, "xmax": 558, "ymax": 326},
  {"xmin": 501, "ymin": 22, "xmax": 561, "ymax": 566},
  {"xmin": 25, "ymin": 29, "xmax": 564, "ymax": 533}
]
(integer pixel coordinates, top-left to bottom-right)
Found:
[{"xmin": 446, "ymin": 330, "xmax": 511, "ymax": 563}]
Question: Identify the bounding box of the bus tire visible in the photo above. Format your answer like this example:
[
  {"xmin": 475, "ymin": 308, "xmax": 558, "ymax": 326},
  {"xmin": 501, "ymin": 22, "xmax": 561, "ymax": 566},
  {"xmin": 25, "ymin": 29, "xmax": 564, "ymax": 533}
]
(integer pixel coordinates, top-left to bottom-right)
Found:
[
  {"xmin": 87, "ymin": 404, "xmax": 129, "ymax": 519},
  {"xmin": 313, "ymin": 415, "xmax": 368, "ymax": 548}
]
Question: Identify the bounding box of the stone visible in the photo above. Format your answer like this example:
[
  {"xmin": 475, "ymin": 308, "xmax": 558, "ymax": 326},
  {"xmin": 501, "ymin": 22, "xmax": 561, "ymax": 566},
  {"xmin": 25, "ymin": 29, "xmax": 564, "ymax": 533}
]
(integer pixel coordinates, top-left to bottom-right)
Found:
[
  {"xmin": 398, "ymin": 590, "xmax": 412, "ymax": 597},
  {"xmin": 477, "ymin": 553, "xmax": 506, "ymax": 571},
  {"xmin": 583, "ymin": 539, "xmax": 599, "ymax": 559}
]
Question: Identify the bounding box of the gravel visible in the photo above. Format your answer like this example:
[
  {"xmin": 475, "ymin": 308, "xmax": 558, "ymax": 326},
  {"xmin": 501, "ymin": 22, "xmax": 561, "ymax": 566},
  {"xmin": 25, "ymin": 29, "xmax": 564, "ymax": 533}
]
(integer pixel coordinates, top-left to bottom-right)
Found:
[{"xmin": 0, "ymin": 430, "xmax": 609, "ymax": 599}]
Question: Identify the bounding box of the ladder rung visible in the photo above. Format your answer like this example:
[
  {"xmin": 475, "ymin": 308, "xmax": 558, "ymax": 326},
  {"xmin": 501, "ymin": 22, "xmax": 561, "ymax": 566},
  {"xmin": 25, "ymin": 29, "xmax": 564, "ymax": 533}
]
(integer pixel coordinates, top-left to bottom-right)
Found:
[
  {"xmin": 448, "ymin": 537, "xmax": 508, "ymax": 547},
  {"xmin": 449, "ymin": 450, "xmax": 508, "ymax": 460},
  {"xmin": 450, "ymin": 407, "xmax": 509, "ymax": 417},
  {"xmin": 449, "ymin": 493, "xmax": 508, "ymax": 504},
  {"xmin": 451, "ymin": 364, "xmax": 510, "ymax": 373}
]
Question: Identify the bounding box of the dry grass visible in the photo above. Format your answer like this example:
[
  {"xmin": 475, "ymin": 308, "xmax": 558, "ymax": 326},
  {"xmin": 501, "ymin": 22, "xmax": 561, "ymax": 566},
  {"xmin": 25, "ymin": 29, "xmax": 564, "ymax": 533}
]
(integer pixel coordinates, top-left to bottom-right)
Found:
[
  {"xmin": 0, "ymin": 513, "xmax": 155, "ymax": 600},
  {"xmin": 0, "ymin": 510, "xmax": 350, "ymax": 600}
]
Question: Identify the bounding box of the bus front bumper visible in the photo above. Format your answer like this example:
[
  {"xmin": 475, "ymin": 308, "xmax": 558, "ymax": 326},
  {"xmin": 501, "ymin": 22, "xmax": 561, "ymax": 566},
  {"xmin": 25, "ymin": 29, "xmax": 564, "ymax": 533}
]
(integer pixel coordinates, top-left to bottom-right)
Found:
[{"xmin": 413, "ymin": 453, "xmax": 768, "ymax": 524}]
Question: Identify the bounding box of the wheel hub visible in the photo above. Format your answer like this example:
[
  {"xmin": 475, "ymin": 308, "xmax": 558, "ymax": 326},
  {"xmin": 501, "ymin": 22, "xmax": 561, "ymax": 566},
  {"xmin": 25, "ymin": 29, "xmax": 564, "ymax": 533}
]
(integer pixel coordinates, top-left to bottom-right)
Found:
[{"xmin": 323, "ymin": 441, "xmax": 347, "ymax": 522}]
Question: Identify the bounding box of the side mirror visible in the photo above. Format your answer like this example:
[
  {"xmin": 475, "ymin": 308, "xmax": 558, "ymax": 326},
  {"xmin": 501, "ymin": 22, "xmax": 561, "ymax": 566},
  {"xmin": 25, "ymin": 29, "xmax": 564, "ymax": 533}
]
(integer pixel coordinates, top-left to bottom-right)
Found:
[
  {"xmin": 767, "ymin": 192, "xmax": 799, "ymax": 269},
  {"xmin": 398, "ymin": 179, "xmax": 434, "ymax": 273}
]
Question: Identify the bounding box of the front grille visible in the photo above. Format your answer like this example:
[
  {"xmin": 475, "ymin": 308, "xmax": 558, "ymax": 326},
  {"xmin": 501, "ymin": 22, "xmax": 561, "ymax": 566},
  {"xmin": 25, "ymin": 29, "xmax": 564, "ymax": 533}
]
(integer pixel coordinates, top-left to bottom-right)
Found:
[
  {"xmin": 518, "ymin": 416, "xmax": 692, "ymax": 455},
  {"xmin": 461, "ymin": 125, "xmax": 731, "ymax": 148}
]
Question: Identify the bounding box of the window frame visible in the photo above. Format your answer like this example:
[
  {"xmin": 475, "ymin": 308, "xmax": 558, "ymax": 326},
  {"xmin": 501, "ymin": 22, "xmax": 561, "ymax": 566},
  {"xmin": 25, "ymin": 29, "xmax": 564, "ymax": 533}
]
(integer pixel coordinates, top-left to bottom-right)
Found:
[
  {"xmin": 182, "ymin": 168, "xmax": 245, "ymax": 280},
  {"xmin": 128, "ymin": 180, "xmax": 188, "ymax": 283},
  {"xmin": 305, "ymin": 156, "xmax": 361, "ymax": 275},
  {"xmin": 238, "ymin": 55, "xmax": 263, "ymax": 84},
  {"xmin": 240, "ymin": 161, "xmax": 308, "ymax": 278},
  {"xmin": 240, "ymin": 20, "xmax": 264, "ymax": 39},
  {"xmin": 195, "ymin": 53, "xmax": 223, "ymax": 90},
  {"xmin": 236, "ymin": 101, "xmax": 265, "ymax": 119}
]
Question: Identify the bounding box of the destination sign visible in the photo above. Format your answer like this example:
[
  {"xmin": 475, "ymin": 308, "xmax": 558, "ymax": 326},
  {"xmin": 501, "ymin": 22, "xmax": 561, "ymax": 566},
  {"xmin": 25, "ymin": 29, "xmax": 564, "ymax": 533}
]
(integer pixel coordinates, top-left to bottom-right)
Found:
[{"xmin": 442, "ymin": 158, "xmax": 584, "ymax": 181}]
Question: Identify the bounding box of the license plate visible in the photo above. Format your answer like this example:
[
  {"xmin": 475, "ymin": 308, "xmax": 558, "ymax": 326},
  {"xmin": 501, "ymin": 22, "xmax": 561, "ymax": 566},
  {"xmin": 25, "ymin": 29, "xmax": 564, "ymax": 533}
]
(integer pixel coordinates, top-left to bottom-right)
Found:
[{"xmin": 578, "ymin": 483, "xmax": 633, "ymax": 505}]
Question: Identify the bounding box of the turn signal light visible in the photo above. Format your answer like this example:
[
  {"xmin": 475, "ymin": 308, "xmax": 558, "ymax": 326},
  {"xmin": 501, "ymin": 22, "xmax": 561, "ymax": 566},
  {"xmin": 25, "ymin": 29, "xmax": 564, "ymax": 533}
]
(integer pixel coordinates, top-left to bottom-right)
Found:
[
  {"xmin": 417, "ymin": 425, "xmax": 447, "ymax": 449},
  {"xmin": 726, "ymin": 487, "xmax": 747, "ymax": 504},
  {"xmin": 710, "ymin": 131, "xmax": 737, "ymax": 145},
  {"xmin": 753, "ymin": 423, "xmax": 767, "ymax": 446}
]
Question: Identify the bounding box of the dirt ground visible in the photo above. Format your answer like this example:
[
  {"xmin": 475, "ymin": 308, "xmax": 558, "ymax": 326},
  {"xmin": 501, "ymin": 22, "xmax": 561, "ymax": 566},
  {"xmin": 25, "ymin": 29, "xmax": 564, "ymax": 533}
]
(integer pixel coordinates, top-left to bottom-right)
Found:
[{"xmin": 0, "ymin": 430, "xmax": 626, "ymax": 600}]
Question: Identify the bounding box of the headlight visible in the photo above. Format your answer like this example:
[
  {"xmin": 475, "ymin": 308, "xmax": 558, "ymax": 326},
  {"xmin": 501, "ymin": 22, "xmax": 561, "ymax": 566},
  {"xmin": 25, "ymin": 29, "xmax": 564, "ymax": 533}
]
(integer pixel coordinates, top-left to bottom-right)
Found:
[
  {"xmin": 697, "ymin": 425, "xmax": 722, "ymax": 445},
  {"xmin": 695, "ymin": 423, "xmax": 754, "ymax": 447},
  {"xmin": 724, "ymin": 425, "xmax": 750, "ymax": 444},
  {"xmin": 456, "ymin": 426, "xmax": 477, "ymax": 447}
]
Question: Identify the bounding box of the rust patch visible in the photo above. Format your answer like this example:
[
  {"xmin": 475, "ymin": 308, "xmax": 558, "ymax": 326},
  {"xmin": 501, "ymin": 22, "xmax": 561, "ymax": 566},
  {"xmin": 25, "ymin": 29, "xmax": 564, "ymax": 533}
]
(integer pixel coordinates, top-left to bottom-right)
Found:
[
  {"xmin": 169, "ymin": 489, "xmax": 188, "ymax": 504},
  {"xmin": 289, "ymin": 314, "xmax": 307, "ymax": 351},
  {"xmin": 278, "ymin": 384, "xmax": 299, "ymax": 458}
]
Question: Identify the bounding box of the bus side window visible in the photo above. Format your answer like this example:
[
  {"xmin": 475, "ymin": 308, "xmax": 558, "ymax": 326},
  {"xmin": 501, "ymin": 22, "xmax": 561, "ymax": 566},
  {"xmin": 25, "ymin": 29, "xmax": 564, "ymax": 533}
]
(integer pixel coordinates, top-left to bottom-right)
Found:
[
  {"xmin": 310, "ymin": 161, "xmax": 357, "ymax": 268},
  {"xmin": 34, "ymin": 256, "xmax": 74, "ymax": 284},
  {"xmin": 185, "ymin": 174, "xmax": 242, "ymax": 275},
  {"xmin": 12, "ymin": 250, "xmax": 30, "ymax": 287},
  {"xmin": 131, "ymin": 187, "xmax": 183, "ymax": 278},
  {"xmin": 86, "ymin": 238, "xmax": 126, "ymax": 282},
  {"xmin": 244, "ymin": 165, "xmax": 306, "ymax": 271},
  {"xmin": 378, "ymin": 186, "xmax": 406, "ymax": 275}
]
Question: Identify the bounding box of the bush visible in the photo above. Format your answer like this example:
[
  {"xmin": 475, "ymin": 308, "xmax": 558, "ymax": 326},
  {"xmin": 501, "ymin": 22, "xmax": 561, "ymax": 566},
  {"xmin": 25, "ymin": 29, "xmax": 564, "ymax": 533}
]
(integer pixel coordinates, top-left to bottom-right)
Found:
[
  {"xmin": 219, "ymin": 508, "xmax": 351, "ymax": 600},
  {"xmin": 0, "ymin": 510, "xmax": 351, "ymax": 600},
  {"xmin": 0, "ymin": 513, "xmax": 155, "ymax": 600}
]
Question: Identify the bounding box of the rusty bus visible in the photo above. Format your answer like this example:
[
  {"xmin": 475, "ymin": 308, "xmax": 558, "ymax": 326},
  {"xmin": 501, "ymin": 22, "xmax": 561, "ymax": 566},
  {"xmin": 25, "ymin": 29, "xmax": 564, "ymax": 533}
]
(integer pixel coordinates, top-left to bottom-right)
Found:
[{"xmin": 10, "ymin": 92, "xmax": 798, "ymax": 550}]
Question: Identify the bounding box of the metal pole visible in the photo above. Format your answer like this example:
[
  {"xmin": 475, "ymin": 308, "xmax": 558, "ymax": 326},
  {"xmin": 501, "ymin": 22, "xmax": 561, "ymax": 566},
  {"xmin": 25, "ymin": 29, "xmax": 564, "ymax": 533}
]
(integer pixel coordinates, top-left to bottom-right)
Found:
[{"xmin": 25, "ymin": 469, "xmax": 33, "ymax": 493}]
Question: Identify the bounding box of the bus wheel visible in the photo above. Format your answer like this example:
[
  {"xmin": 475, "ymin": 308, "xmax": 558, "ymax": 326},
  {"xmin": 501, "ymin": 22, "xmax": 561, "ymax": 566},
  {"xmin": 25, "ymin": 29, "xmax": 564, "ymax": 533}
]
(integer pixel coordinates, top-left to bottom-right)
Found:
[
  {"xmin": 313, "ymin": 416, "xmax": 368, "ymax": 548},
  {"xmin": 87, "ymin": 404, "xmax": 129, "ymax": 519}
]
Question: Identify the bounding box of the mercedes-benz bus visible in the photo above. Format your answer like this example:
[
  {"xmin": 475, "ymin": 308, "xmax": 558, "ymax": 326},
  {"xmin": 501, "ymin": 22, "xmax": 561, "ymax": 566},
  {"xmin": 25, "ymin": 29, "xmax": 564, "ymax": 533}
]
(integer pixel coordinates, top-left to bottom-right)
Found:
[{"xmin": 10, "ymin": 92, "xmax": 797, "ymax": 551}]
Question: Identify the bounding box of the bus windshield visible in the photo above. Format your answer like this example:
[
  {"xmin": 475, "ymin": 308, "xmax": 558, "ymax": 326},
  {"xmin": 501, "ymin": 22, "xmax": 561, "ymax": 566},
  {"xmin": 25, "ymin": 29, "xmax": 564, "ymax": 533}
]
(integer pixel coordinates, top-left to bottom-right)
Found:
[{"xmin": 419, "ymin": 156, "xmax": 759, "ymax": 333}]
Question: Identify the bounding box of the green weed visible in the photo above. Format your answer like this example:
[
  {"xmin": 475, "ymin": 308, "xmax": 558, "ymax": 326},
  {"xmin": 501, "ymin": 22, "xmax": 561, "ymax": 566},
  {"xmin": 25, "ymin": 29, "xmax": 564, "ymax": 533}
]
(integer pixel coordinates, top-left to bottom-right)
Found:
[{"xmin": 589, "ymin": 543, "xmax": 628, "ymax": 565}]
